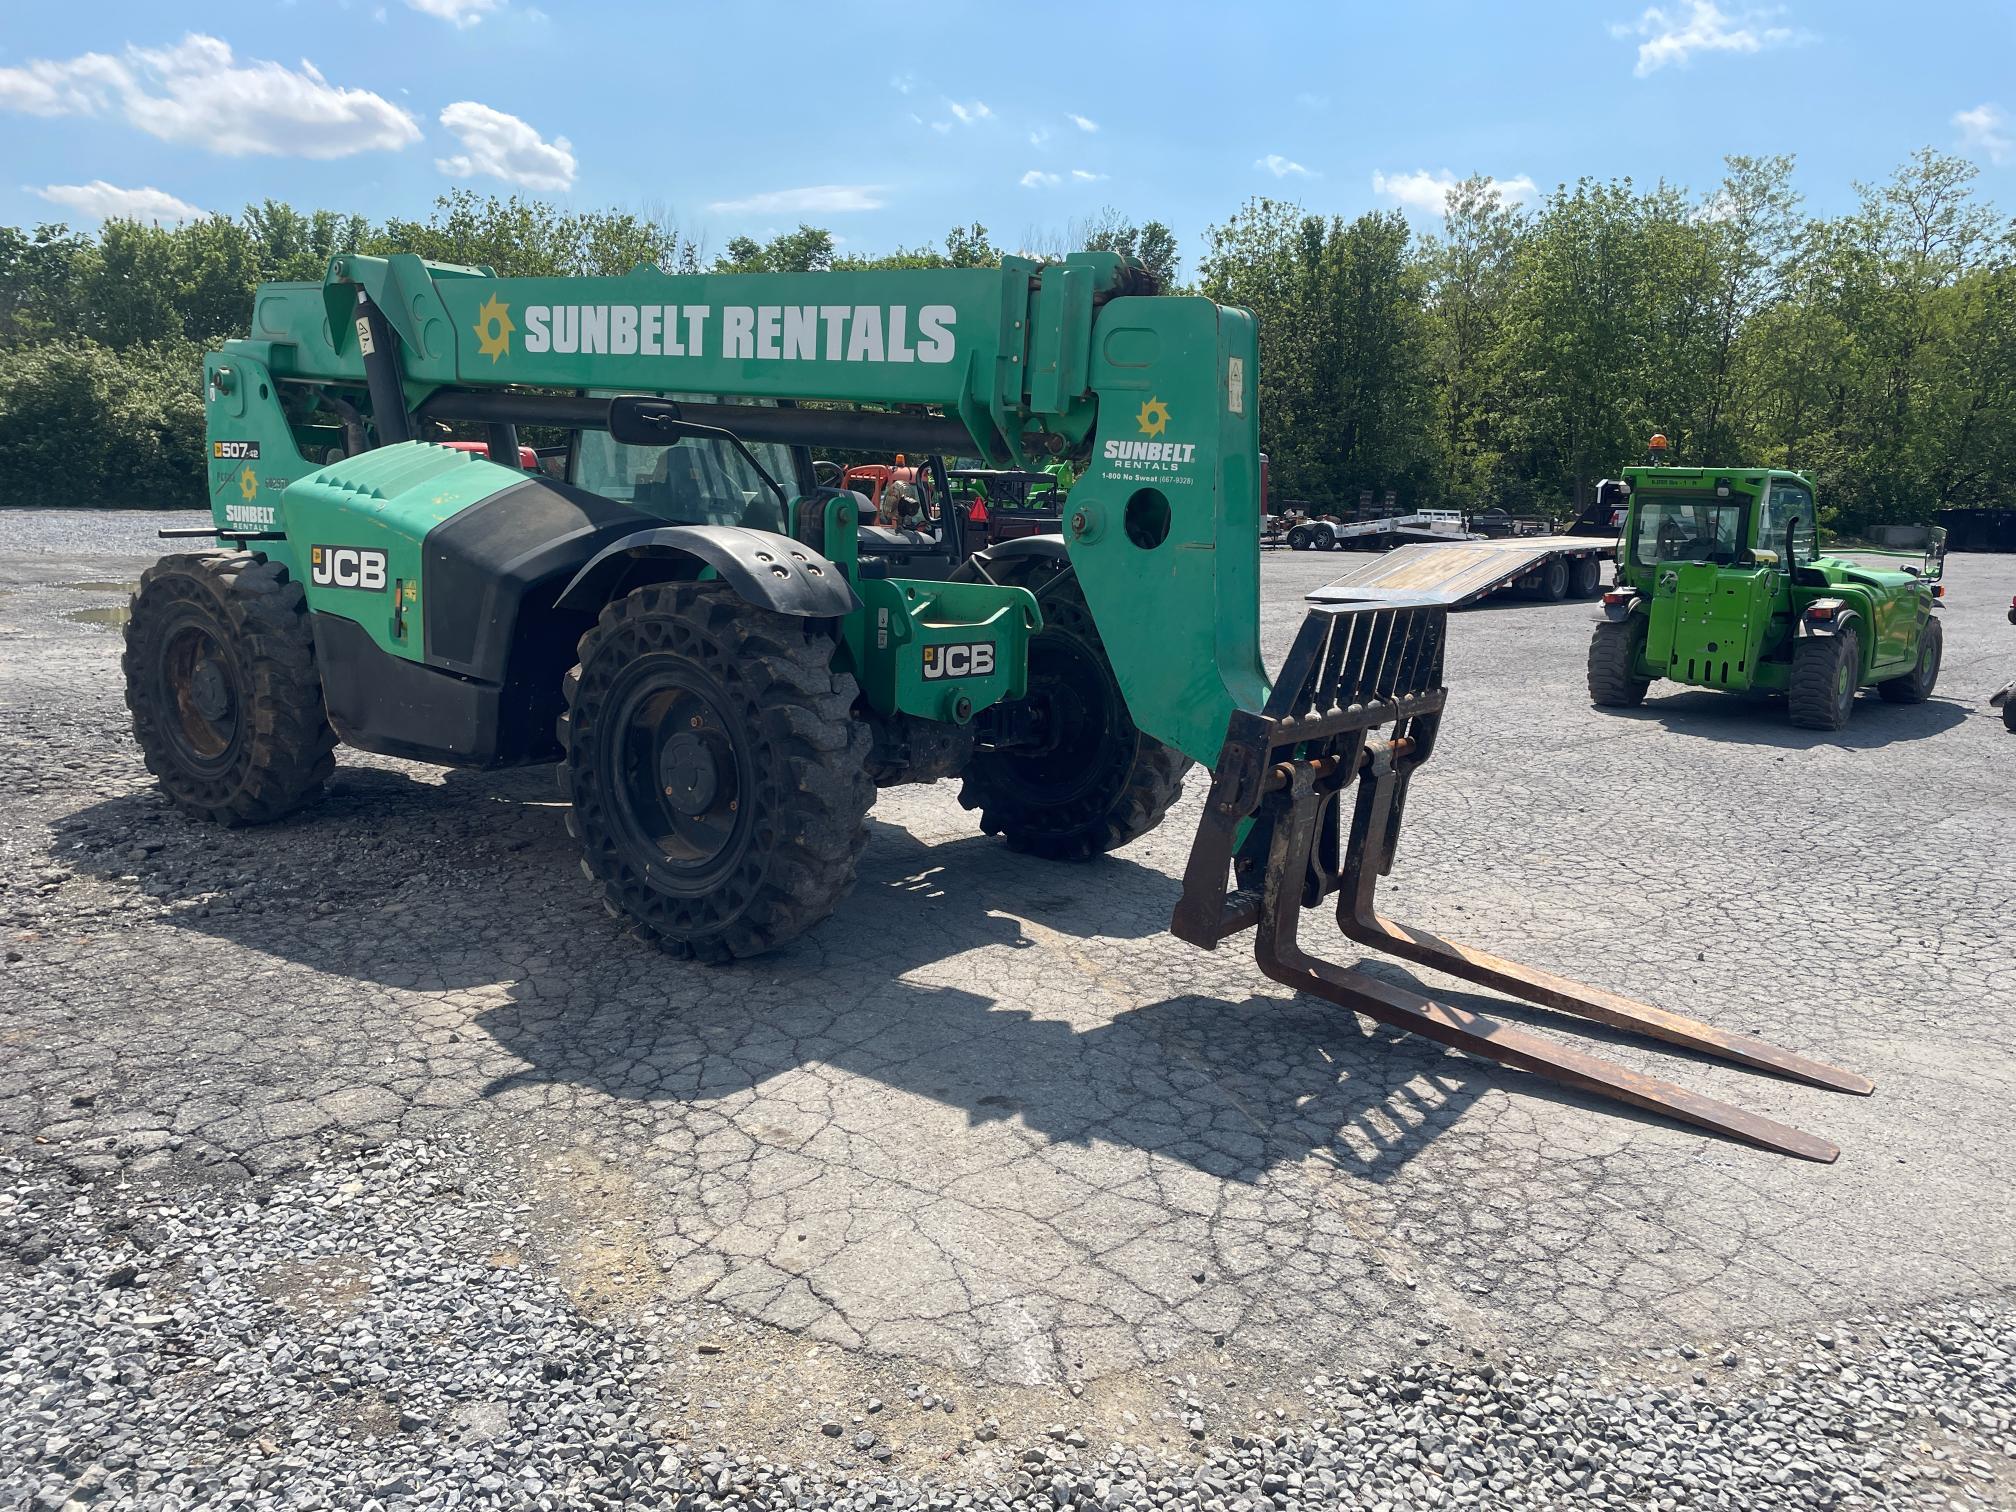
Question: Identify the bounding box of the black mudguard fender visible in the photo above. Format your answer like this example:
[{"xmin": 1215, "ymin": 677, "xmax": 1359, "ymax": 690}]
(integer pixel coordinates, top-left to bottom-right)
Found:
[{"xmin": 555, "ymin": 525, "xmax": 860, "ymax": 618}]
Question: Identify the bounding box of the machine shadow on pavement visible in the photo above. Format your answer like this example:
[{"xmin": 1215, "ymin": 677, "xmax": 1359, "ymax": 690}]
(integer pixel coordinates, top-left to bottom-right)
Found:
[
  {"xmin": 1596, "ymin": 691, "xmax": 1969, "ymax": 748},
  {"xmin": 47, "ymin": 764, "xmax": 1549, "ymax": 1186}
]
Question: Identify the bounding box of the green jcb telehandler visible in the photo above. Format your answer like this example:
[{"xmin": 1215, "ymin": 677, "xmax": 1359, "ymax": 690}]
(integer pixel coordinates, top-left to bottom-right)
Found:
[
  {"xmin": 1588, "ymin": 451, "xmax": 1945, "ymax": 729},
  {"xmin": 125, "ymin": 253, "xmax": 1871, "ymax": 1159}
]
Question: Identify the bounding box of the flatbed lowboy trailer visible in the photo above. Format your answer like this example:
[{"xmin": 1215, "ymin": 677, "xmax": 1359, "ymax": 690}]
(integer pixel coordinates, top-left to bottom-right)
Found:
[{"xmin": 1306, "ymin": 534, "xmax": 1614, "ymax": 608}]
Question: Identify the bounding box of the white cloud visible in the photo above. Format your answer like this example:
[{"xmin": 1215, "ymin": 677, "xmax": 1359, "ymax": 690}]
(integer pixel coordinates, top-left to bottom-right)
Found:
[
  {"xmin": 889, "ymin": 72, "xmax": 914, "ymax": 95},
  {"xmin": 1019, "ymin": 169, "xmax": 1062, "ymax": 189},
  {"xmin": 1069, "ymin": 113, "xmax": 1098, "ymax": 133},
  {"xmin": 435, "ymin": 101, "xmax": 575, "ymax": 190},
  {"xmin": 926, "ymin": 98, "xmax": 992, "ymax": 134},
  {"xmin": 1954, "ymin": 103, "xmax": 2012, "ymax": 166},
  {"xmin": 1256, "ymin": 153, "xmax": 1315, "ymax": 179},
  {"xmin": 32, "ymin": 180, "xmax": 207, "ymax": 222},
  {"xmin": 1615, "ymin": 1, "xmax": 1798, "ymax": 77},
  {"xmin": 1029, "ymin": 126, "xmax": 1052, "ymax": 147},
  {"xmin": 1070, "ymin": 168, "xmax": 1107, "ymax": 182},
  {"xmin": 404, "ymin": 0, "xmax": 504, "ymax": 25},
  {"xmin": 1372, "ymin": 168, "xmax": 1537, "ymax": 215},
  {"xmin": 0, "ymin": 51, "xmax": 127, "ymax": 116},
  {"xmin": 706, "ymin": 184, "xmax": 886, "ymax": 214},
  {"xmin": 0, "ymin": 34, "xmax": 420, "ymax": 158}
]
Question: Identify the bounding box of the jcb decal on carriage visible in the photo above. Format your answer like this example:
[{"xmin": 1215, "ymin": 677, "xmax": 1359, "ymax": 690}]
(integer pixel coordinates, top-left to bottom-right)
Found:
[
  {"xmin": 310, "ymin": 545, "xmax": 388, "ymax": 591},
  {"xmin": 921, "ymin": 641, "xmax": 996, "ymax": 680}
]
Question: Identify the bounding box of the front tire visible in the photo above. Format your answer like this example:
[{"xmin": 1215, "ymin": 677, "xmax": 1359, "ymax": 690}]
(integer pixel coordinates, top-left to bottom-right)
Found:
[
  {"xmin": 1587, "ymin": 618, "xmax": 1651, "ymax": 708},
  {"xmin": 958, "ymin": 563, "xmax": 1190, "ymax": 860},
  {"xmin": 1878, "ymin": 616, "xmax": 1942, "ymax": 703},
  {"xmin": 558, "ymin": 582, "xmax": 873, "ymax": 961},
  {"xmin": 123, "ymin": 552, "xmax": 336, "ymax": 825},
  {"xmin": 1789, "ymin": 626, "xmax": 1861, "ymax": 731}
]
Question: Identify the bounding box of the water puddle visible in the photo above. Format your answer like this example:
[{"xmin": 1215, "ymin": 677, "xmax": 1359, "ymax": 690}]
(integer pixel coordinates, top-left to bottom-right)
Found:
[
  {"xmin": 62, "ymin": 580, "xmax": 140, "ymax": 594},
  {"xmin": 67, "ymin": 605, "xmax": 133, "ymax": 628}
]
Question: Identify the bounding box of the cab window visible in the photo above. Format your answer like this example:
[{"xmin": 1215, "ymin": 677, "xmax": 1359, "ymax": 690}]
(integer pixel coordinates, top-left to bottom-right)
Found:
[
  {"xmin": 571, "ymin": 393, "xmax": 794, "ymax": 533},
  {"xmin": 1631, "ymin": 494, "xmax": 1745, "ymax": 567},
  {"xmin": 1758, "ymin": 481, "xmax": 1817, "ymax": 561}
]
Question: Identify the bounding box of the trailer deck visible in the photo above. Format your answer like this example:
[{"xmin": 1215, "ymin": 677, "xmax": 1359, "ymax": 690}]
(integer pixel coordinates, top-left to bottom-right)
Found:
[{"xmin": 1307, "ymin": 535, "xmax": 1615, "ymax": 608}]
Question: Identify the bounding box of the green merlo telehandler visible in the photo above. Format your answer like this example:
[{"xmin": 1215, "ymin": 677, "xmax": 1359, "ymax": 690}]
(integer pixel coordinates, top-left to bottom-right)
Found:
[
  {"xmin": 1588, "ymin": 445, "xmax": 1945, "ymax": 729},
  {"xmin": 124, "ymin": 254, "xmax": 1871, "ymax": 1158}
]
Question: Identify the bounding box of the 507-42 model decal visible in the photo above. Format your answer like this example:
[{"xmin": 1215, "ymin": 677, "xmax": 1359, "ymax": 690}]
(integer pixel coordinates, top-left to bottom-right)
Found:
[
  {"xmin": 310, "ymin": 546, "xmax": 388, "ymax": 591},
  {"xmin": 922, "ymin": 641, "xmax": 996, "ymax": 680}
]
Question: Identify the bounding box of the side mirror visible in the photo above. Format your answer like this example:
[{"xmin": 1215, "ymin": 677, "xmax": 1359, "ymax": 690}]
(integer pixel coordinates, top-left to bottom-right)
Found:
[{"xmin": 607, "ymin": 395, "xmax": 696, "ymax": 445}]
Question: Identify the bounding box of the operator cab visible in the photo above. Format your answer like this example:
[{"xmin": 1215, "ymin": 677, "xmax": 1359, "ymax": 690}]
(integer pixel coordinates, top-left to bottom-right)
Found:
[{"xmin": 568, "ymin": 397, "xmax": 964, "ymax": 581}]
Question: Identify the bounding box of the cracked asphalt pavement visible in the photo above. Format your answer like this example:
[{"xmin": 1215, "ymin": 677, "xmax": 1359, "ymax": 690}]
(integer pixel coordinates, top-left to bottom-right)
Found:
[{"xmin": 3, "ymin": 510, "xmax": 2013, "ymax": 1506}]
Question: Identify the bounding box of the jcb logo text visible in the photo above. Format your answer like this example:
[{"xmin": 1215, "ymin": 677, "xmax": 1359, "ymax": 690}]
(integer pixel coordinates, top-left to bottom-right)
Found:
[
  {"xmin": 311, "ymin": 546, "xmax": 388, "ymax": 592},
  {"xmin": 922, "ymin": 642, "xmax": 996, "ymax": 680}
]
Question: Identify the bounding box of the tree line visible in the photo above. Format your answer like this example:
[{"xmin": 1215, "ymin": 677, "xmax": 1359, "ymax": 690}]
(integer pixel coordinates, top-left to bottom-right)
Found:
[{"xmin": 2, "ymin": 154, "xmax": 2011, "ymax": 531}]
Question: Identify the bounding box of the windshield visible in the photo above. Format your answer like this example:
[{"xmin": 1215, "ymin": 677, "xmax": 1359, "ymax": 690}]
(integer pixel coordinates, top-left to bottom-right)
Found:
[
  {"xmin": 1632, "ymin": 494, "xmax": 1746, "ymax": 567},
  {"xmin": 572, "ymin": 395, "xmax": 794, "ymax": 531}
]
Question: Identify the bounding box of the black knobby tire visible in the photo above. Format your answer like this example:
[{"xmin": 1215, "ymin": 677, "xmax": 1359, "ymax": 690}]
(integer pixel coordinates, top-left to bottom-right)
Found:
[
  {"xmin": 2003, "ymin": 696, "xmax": 2016, "ymax": 735},
  {"xmin": 1587, "ymin": 618, "xmax": 1651, "ymax": 708},
  {"xmin": 1568, "ymin": 555, "xmax": 1603, "ymax": 598},
  {"xmin": 1789, "ymin": 625, "xmax": 1861, "ymax": 731},
  {"xmin": 123, "ymin": 552, "xmax": 336, "ymax": 825},
  {"xmin": 958, "ymin": 562, "xmax": 1191, "ymax": 860},
  {"xmin": 1878, "ymin": 616, "xmax": 1942, "ymax": 704},
  {"xmin": 558, "ymin": 582, "xmax": 872, "ymax": 962}
]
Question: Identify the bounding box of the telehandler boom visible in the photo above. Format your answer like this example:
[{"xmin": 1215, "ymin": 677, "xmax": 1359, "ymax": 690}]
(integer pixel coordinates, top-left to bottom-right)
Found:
[{"xmin": 127, "ymin": 251, "xmax": 1870, "ymax": 1159}]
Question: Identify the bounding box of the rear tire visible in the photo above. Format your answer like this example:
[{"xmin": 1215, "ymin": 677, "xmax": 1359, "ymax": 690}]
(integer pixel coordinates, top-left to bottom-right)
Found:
[
  {"xmin": 1587, "ymin": 618, "xmax": 1651, "ymax": 708},
  {"xmin": 2004, "ymin": 696, "xmax": 2016, "ymax": 735},
  {"xmin": 1878, "ymin": 616, "xmax": 1942, "ymax": 703},
  {"xmin": 1568, "ymin": 556, "xmax": 1603, "ymax": 598},
  {"xmin": 1789, "ymin": 626, "xmax": 1860, "ymax": 731},
  {"xmin": 123, "ymin": 552, "xmax": 336, "ymax": 825},
  {"xmin": 558, "ymin": 582, "xmax": 873, "ymax": 961},
  {"xmin": 958, "ymin": 562, "xmax": 1191, "ymax": 860}
]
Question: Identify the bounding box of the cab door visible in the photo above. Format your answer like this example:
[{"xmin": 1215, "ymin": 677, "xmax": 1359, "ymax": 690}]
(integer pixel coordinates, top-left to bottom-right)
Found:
[{"xmin": 1756, "ymin": 479, "xmax": 1816, "ymax": 658}]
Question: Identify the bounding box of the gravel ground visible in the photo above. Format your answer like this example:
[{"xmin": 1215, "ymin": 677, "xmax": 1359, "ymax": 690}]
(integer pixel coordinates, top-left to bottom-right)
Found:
[{"xmin": 3, "ymin": 510, "xmax": 2014, "ymax": 1510}]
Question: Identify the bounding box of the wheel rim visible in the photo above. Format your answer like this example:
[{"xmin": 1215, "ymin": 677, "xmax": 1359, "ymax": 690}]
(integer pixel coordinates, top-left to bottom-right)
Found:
[
  {"xmin": 603, "ymin": 658, "xmax": 754, "ymax": 895},
  {"xmin": 1010, "ymin": 633, "xmax": 1126, "ymax": 806},
  {"xmin": 156, "ymin": 613, "xmax": 243, "ymax": 772}
]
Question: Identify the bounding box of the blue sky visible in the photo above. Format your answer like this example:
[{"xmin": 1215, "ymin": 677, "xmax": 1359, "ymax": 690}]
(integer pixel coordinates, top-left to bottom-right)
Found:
[{"xmin": 2, "ymin": 0, "xmax": 2011, "ymax": 273}]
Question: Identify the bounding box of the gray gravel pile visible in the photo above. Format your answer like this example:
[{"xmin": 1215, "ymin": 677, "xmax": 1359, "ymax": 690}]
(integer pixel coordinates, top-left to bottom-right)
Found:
[{"xmin": 3, "ymin": 1142, "xmax": 2010, "ymax": 1511}]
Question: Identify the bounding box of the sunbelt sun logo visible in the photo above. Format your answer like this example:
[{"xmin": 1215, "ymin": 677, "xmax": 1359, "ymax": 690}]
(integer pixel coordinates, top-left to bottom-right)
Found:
[{"xmin": 468, "ymin": 295, "xmax": 956, "ymax": 365}]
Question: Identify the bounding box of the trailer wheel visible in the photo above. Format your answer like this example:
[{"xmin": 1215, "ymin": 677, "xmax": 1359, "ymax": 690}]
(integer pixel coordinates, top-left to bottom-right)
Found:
[
  {"xmin": 558, "ymin": 582, "xmax": 873, "ymax": 962},
  {"xmin": 1568, "ymin": 556, "xmax": 1603, "ymax": 598},
  {"xmin": 1534, "ymin": 556, "xmax": 1570, "ymax": 601},
  {"xmin": 1877, "ymin": 616, "xmax": 1942, "ymax": 703},
  {"xmin": 1586, "ymin": 619, "xmax": 1651, "ymax": 708},
  {"xmin": 959, "ymin": 564, "xmax": 1191, "ymax": 860},
  {"xmin": 123, "ymin": 552, "xmax": 336, "ymax": 825},
  {"xmin": 1788, "ymin": 625, "xmax": 1860, "ymax": 731},
  {"xmin": 1288, "ymin": 526, "xmax": 1313, "ymax": 551}
]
